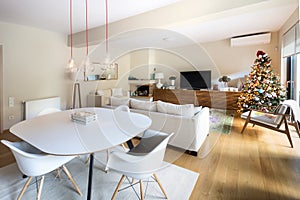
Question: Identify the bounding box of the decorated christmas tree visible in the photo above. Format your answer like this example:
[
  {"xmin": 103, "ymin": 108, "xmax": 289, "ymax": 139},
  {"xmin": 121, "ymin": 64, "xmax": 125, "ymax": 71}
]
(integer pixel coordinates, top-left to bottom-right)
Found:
[{"xmin": 237, "ymin": 50, "xmax": 286, "ymax": 113}]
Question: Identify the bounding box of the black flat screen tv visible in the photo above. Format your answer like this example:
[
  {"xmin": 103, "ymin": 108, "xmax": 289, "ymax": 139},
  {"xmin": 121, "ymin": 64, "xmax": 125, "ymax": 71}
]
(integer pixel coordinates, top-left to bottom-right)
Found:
[{"xmin": 180, "ymin": 70, "xmax": 211, "ymax": 90}]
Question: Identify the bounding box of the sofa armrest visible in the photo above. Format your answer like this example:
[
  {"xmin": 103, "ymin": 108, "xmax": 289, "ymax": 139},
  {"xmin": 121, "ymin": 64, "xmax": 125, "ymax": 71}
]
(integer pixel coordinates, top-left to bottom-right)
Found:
[
  {"xmin": 192, "ymin": 106, "xmax": 210, "ymax": 135},
  {"xmin": 192, "ymin": 106, "xmax": 209, "ymax": 120}
]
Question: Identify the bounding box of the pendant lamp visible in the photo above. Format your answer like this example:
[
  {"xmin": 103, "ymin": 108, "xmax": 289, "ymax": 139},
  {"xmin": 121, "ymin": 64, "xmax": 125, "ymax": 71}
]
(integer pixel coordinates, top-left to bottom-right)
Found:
[
  {"xmin": 68, "ymin": 0, "xmax": 77, "ymax": 79},
  {"xmin": 84, "ymin": 0, "xmax": 91, "ymax": 81},
  {"xmin": 104, "ymin": 0, "xmax": 109, "ymax": 65},
  {"xmin": 101, "ymin": 0, "xmax": 113, "ymax": 68},
  {"xmin": 101, "ymin": 0, "xmax": 118, "ymax": 80}
]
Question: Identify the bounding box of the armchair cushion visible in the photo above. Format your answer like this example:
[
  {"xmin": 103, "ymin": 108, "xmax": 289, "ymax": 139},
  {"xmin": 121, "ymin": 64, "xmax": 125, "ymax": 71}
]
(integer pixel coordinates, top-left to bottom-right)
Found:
[
  {"xmin": 246, "ymin": 111, "xmax": 278, "ymax": 127},
  {"xmin": 241, "ymin": 104, "xmax": 288, "ymax": 127}
]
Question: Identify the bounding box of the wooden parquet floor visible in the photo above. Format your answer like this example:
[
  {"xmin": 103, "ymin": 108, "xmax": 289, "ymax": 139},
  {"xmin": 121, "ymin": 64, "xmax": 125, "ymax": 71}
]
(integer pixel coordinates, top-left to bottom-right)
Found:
[{"xmin": 1, "ymin": 115, "xmax": 300, "ymax": 199}]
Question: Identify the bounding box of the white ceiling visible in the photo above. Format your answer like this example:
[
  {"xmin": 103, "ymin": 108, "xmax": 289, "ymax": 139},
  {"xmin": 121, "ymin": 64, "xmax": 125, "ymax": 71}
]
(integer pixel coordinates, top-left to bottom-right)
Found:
[
  {"xmin": 0, "ymin": 0, "xmax": 298, "ymax": 43},
  {"xmin": 0, "ymin": 0, "xmax": 182, "ymax": 33},
  {"xmin": 172, "ymin": 1, "xmax": 298, "ymax": 43}
]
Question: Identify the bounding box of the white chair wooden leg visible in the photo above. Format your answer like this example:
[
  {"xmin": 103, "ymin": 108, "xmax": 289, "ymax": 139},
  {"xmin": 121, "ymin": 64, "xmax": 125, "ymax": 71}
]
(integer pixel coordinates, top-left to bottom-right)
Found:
[
  {"xmin": 56, "ymin": 168, "xmax": 62, "ymax": 180},
  {"xmin": 154, "ymin": 173, "xmax": 168, "ymax": 199},
  {"xmin": 140, "ymin": 180, "xmax": 144, "ymax": 200},
  {"xmin": 62, "ymin": 165, "xmax": 82, "ymax": 196},
  {"xmin": 106, "ymin": 149, "xmax": 109, "ymax": 163},
  {"xmin": 112, "ymin": 175, "xmax": 125, "ymax": 200},
  {"xmin": 36, "ymin": 176, "xmax": 45, "ymax": 200},
  {"xmin": 17, "ymin": 176, "xmax": 32, "ymax": 200},
  {"xmin": 121, "ymin": 143, "xmax": 127, "ymax": 150}
]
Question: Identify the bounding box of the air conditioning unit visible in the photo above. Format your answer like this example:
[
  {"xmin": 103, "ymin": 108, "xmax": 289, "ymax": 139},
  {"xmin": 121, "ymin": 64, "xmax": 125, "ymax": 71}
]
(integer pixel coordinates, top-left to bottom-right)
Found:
[{"xmin": 230, "ymin": 32, "xmax": 271, "ymax": 47}]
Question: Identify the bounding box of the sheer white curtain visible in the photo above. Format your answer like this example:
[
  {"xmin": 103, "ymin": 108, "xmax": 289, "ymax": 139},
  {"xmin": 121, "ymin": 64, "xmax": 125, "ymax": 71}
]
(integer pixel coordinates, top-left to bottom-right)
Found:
[{"xmin": 282, "ymin": 22, "xmax": 300, "ymax": 104}]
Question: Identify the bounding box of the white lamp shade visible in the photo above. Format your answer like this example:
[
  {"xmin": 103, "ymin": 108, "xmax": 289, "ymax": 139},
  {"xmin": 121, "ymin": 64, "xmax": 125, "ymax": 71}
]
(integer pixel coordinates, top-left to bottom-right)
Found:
[{"xmin": 155, "ymin": 72, "xmax": 164, "ymax": 79}]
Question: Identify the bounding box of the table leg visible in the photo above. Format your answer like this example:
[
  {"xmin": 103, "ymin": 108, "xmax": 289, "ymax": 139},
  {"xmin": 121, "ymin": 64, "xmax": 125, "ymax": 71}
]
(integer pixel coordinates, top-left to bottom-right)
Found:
[{"xmin": 87, "ymin": 153, "xmax": 94, "ymax": 200}]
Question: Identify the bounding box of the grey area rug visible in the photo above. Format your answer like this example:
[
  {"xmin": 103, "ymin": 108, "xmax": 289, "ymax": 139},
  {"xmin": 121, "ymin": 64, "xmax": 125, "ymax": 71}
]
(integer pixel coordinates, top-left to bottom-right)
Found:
[
  {"xmin": 0, "ymin": 151, "xmax": 198, "ymax": 200},
  {"xmin": 209, "ymin": 108, "xmax": 235, "ymax": 134},
  {"xmin": 198, "ymin": 109, "xmax": 235, "ymax": 159}
]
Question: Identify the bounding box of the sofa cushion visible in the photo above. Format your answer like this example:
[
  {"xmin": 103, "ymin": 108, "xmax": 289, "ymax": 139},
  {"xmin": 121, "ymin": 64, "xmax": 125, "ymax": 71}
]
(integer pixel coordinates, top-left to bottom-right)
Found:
[
  {"xmin": 130, "ymin": 98, "xmax": 157, "ymax": 112},
  {"xmin": 110, "ymin": 96, "xmax": 130, "ymax": 106},
  {"xmin": 157, "ymin": 100, "xmax": 195, "ymax": 117}
]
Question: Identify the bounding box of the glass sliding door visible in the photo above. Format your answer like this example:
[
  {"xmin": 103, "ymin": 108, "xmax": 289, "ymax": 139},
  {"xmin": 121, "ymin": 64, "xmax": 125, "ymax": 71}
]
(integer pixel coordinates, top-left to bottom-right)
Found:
[
  {"xmin": 285, "ymin": 56, "xmax": 295, "ymax": 99},
  {"xmin": 296, "ymin": 54, "xmax": 300, "ymax": 104},
  {"xmin": 282, "ymin": 22, "xmax": 299, "ymax": 106}
]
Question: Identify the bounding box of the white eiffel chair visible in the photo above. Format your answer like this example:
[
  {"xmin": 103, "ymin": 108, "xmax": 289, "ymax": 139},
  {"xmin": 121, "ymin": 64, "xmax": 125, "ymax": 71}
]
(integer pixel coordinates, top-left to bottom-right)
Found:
[
  {"xmin": 106, "ymin": 129, "xmax": 173, "ymax": 200},
  {"xmin": 85, "ymin": 105, "xmax": 131, "ymax": 166},
  {"xmin": 113, "ymin": 105, "xmax": 131, "ymax": 151},
  {"xmin": 103, "ymin": 105, "xmax": 130, "ymax": 166},
  {"xmin": 1, "ymin": 140, "xmax": 82, "ymax": 200}
]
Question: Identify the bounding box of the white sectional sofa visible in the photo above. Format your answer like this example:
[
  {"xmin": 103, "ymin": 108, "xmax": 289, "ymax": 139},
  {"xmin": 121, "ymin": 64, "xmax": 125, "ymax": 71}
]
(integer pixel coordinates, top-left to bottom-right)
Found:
[{"xmin": 106, "ymin": 96, "xmax": 210, "ymax": 155}]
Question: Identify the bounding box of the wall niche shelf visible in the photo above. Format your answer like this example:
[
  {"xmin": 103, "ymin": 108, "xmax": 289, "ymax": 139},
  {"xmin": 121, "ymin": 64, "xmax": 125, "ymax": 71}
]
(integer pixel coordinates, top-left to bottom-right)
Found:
[{"xmin": 84, "ymin": 62, "xmax": 118, "ymax": 81}]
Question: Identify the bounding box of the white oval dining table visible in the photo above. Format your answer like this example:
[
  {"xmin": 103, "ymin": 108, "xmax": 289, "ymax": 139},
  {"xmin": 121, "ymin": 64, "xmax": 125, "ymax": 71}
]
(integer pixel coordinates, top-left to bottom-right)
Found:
[{"xmin": 9, "ymin": 107, "xmax": 152, "ymax": 200}]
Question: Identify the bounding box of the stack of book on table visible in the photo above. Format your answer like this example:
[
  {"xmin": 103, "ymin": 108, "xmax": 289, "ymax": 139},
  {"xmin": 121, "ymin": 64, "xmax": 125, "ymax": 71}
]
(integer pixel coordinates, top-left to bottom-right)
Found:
[{"xmin": 71, "ymin": 111, "xmax": 97, "ymax": 125}]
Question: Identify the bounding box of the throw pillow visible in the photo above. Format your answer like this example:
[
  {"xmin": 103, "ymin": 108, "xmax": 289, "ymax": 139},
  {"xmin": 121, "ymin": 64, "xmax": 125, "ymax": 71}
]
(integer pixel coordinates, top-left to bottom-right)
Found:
[
  {"xmin": 157, "ymin": 101, "xmax": 195, "ymax": 117},
  {"xmin": 130, "ymin": 98, "xmax": 157, "ymax": 112},
  {"xmin": 110, "ymin": 96, "xmax": 130, "ymax": 106}
]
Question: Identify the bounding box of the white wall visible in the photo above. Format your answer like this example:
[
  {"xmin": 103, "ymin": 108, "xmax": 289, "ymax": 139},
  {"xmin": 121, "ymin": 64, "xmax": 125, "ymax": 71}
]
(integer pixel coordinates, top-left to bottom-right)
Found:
[
  {"xmin": 0, "ymin": 22, "xmax": 71, "ymax": 130},
  {"xmin": 73, "ymin": 37, "xmax": 281, "ymax": 93},
  {"xmin": 201, "ymin": 32, "xmax": 280, "ymax": 82},
  {"xmin": 127, "ymin": 48, "xmax": 195, "ymax": 88},
  {"xmin": 108, "ymin": 39, "xmax": 280, "ymax": 89},
  {"xmin": 71, "ymin": 44, "xmax": 131, "ymax": 103}
]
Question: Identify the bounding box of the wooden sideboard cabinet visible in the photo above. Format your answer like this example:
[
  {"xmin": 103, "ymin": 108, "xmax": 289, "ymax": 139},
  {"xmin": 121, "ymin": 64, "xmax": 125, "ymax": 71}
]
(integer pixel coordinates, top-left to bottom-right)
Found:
[
  {"xmin": 196, "ymin": 90, "xmax": 241, "ymax": 110},
  {"xmin": 153, "ymin": 89, "xmax": 197, "ymax": 105},
  {"xmin": 153, "ymin": 89, "xmax": 241, "ymax": 110}
]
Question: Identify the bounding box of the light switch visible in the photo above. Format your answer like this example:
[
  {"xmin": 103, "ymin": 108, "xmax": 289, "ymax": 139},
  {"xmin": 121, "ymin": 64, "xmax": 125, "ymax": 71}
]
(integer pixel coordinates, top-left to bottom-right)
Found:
[{"xmin": 8, "ymin": 96, "xmax": 14, "ymax": 107}]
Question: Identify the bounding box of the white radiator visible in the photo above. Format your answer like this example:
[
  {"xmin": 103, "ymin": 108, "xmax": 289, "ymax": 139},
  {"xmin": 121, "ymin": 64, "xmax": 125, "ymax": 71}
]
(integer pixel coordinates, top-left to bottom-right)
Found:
[{"xmin": 23, "ymin": 97, "xmax": 60, "ymax": 120}]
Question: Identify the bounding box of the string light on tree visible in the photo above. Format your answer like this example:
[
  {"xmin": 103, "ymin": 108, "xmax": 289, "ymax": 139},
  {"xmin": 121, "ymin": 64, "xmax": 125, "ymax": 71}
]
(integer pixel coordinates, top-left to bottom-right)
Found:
[{"xmin": 237, "ymin": 50, "xmax": 286, "ymax": 113}]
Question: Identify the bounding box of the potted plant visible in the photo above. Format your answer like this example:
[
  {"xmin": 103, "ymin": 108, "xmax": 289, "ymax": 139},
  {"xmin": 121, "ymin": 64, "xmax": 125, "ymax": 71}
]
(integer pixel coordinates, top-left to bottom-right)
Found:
[
  {"xmin": 169, "ymin": 75, "xmax": 176, "ymax": 86},
  {"xmin": 218, "ymin": 75, "xmax": 231, "ymax": 87}
]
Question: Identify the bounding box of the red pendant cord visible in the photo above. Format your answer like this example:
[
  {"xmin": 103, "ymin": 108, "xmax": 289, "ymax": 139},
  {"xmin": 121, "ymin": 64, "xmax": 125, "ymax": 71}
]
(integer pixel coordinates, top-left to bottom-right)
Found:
[
  {"xmin": 105, "ymin": 0, "xmax": 108, "ymax": 55},
  {"xmin": 70, "ymin": 0, "xmax": 73, "ymax": 58},
  {"xmin": 85, "ymin": 0, "xmax": 89, "ymax": 55}
]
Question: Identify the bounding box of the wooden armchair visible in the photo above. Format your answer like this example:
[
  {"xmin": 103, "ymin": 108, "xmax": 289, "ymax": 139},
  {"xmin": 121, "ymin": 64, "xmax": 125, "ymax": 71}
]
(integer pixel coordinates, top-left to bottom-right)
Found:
[
  {"xmin": 241, "ymin": 104, "xmax": 293, "ymax": 147},
  {"xmin": 282, "ymin": 99, "xmax": 300, "ymax": 137}
]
